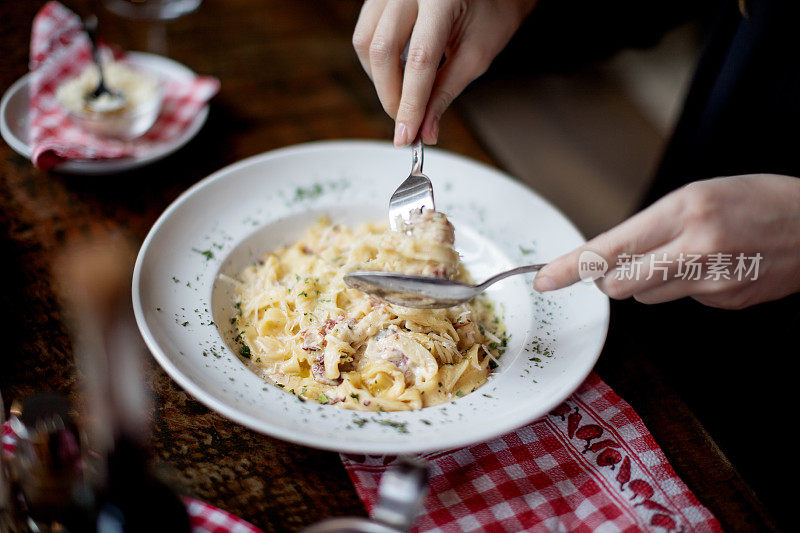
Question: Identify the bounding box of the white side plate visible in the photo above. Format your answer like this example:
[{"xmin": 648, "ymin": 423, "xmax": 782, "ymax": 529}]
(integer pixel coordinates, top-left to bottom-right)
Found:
[{"xmin": 0, "ymin": 52, "xmax": 209, "ymax": 175}]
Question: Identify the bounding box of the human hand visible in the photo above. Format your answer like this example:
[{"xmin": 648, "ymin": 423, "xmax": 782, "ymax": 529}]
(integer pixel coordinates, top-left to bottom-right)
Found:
[
  {"xmin": 533, "ymin": 174, "xmax": 800, "ymax": 309},
  {"xmin": 352, "ymin": 0, "xmax": 535, "ymax": 146}
]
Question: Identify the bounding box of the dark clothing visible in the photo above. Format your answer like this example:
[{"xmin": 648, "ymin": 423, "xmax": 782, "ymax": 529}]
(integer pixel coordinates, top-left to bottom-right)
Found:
[
  {"xmin": 646, "ymin": 0, "xmax": 800, "ymax": 200},
  {"xmin": 619, "ymin": 1, "xmax": 800, "ymax": 530}
]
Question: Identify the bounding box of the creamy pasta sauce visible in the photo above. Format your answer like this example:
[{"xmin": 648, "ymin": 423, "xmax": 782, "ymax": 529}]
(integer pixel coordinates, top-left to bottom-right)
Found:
[{"xmin": 233, "ymin": 212, "xmax": 505, "ymax": 411}]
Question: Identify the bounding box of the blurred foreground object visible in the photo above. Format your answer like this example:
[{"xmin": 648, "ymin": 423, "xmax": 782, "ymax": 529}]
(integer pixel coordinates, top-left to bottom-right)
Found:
[
  {"xmin": 0, "ymin": 237, "xmax": 189, "ymax": 532},
  {"xmin": 0, "ymin": 393, "xmax": 10, "ymax": 533},
  {"xmin": 53, "ymin": 236, "xmax": 190, "ymax": 532}
]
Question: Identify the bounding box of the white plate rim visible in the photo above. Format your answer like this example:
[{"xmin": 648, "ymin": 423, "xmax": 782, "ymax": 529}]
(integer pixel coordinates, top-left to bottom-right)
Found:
[
  {"xmin": 0, "ymin": 51, "xmax": 209, "ymax": 175},
  {"xmin": 132, "ymin": 140, "xmax": 610, "ymax": 454}
]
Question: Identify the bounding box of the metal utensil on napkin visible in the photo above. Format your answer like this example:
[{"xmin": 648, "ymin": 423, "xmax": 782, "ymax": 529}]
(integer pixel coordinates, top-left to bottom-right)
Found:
[{"xmin": 302, "ymin": 457, "xmax": 428, "ymax": 533}]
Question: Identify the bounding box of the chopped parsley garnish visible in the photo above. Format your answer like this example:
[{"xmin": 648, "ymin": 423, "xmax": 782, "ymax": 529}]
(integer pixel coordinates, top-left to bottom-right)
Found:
[
  {"xmin": 318, "ymin": 393, "xmax": 330, "ymax": 404},
  {"xmin": 294, "ymin": 183, "xmax": 324, "ymax": 201},
  {"xmin": 376, "ymin": 420, "xmax": 408, "ymax": 434},
  {"xmin": 192, "ymin": 248, "xmax": 215, "ymax": 261},
  {"xmin": 239, "ymin": 345, "xmax": 251, "ymax": 358}
]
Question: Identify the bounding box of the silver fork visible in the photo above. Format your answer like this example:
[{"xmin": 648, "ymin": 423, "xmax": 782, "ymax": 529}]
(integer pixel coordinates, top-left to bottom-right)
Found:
[{"xmin": 389, "ymin": 136, "xmax": 435, "ymax": 231}]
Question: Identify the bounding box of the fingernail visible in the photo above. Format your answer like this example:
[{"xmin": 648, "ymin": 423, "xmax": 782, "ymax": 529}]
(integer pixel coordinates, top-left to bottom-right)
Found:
[
  {"xmin": 394, "ymin": 122, "xmax": 409, "ymax": 146},
  {"xmin": 534, "ymin": 275, "xmax": 556, "ymax": 292}
]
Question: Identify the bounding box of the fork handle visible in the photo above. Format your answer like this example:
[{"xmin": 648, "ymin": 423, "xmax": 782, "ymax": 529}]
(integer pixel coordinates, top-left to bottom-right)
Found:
[
  {"xmin": 477, "ymin": 263, "xmax": 547, "ymax": 291},
  {"xmin": 411, "ymin": 135, "xmax": 423, "ymax": 175}
]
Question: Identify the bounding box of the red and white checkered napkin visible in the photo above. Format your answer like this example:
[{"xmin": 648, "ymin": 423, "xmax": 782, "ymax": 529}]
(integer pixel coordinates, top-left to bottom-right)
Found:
[
  {"xmin": 183, "ymin": 498, "xmax": 262, "ymax": 533},
  {"xmin": 341, "ymin": 373, "xmax": 722, "ymax": 532},
  {"xmin": 2, "ymin": 421, "xmax": 261, "ymax": 533},
  {"xmin": 28, "ymin": 1, "xmax": 220, "ymax": 170}
]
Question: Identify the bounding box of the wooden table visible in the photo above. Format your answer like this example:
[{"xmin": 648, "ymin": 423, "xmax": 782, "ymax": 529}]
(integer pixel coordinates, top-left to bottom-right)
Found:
[{"xmin": 0, "ymin": 1, "xmax": 778, "ymax": 530}]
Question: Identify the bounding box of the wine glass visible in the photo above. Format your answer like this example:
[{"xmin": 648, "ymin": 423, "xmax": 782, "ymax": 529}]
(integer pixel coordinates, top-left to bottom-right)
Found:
[
  {"xmin": 103, "ymin": 0, "xmax": 202, "ymax": 54},
  {"xmin": 103, "ymin": 0, "xmax": 202, "ymax": 20}
]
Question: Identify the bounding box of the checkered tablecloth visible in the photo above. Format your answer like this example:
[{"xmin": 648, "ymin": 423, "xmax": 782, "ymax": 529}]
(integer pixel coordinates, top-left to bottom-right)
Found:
[
  {"xmin": 342, "ymin": 372, "xmax": 722, "ymax": 532},
  {"xmin": 28, "ymin": 1, "xmax": 219, "ymax": 169}
]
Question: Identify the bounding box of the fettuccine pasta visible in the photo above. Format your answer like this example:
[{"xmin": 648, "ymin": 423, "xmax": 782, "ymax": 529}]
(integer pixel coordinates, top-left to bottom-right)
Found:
[{"xmin": 232, "ymin": 211, "xmax": 505, "ymax": 411}]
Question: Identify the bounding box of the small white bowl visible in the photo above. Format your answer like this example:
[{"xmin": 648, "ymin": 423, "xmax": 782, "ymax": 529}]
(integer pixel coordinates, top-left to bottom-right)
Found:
[
  {"xmin": 64, "ymin": 89, "xmax": 162, "ymax": 140},
  {"xmin": 58, "ymin": 63, "xmax": 163, "ymax": 139}
]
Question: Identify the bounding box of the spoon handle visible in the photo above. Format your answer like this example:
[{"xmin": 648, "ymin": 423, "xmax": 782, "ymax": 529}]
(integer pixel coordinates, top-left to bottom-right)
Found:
[
  {"xmin": 477, "ymin": 263, "xmax": 547, "ymax": 291},
  {"xmin": 83, "ymin": 15, "xmax": 110, "ymax": 99},
  {"xmin": 83, "ymin": 16, "xmax": 101, "ymax": 64}
]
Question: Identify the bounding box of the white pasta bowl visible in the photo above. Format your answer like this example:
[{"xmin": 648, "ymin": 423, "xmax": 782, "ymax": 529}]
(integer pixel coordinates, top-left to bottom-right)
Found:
[{"xmin": 132, "ymin": 140, "xmax": 609, "ymax": 454}]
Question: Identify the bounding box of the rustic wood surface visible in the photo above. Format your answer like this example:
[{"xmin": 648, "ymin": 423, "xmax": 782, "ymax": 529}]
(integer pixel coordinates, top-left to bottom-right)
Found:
[{"xmin": 0, "ymin": 0, "xmax": 776, "ymax": 530}]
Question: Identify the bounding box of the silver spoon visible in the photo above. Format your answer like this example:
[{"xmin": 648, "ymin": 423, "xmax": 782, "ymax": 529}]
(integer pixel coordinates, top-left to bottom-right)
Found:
[
  {"xmin": 344, "ymin": 263, "xmax": 547, "ymax": 309},
  {"xmin": 388, "ymin": 136, "xmax": 434, "ymax": 231},
  {"xmin": 83, "ymin": 15, "xmax": 126, "ymax": 111}
]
